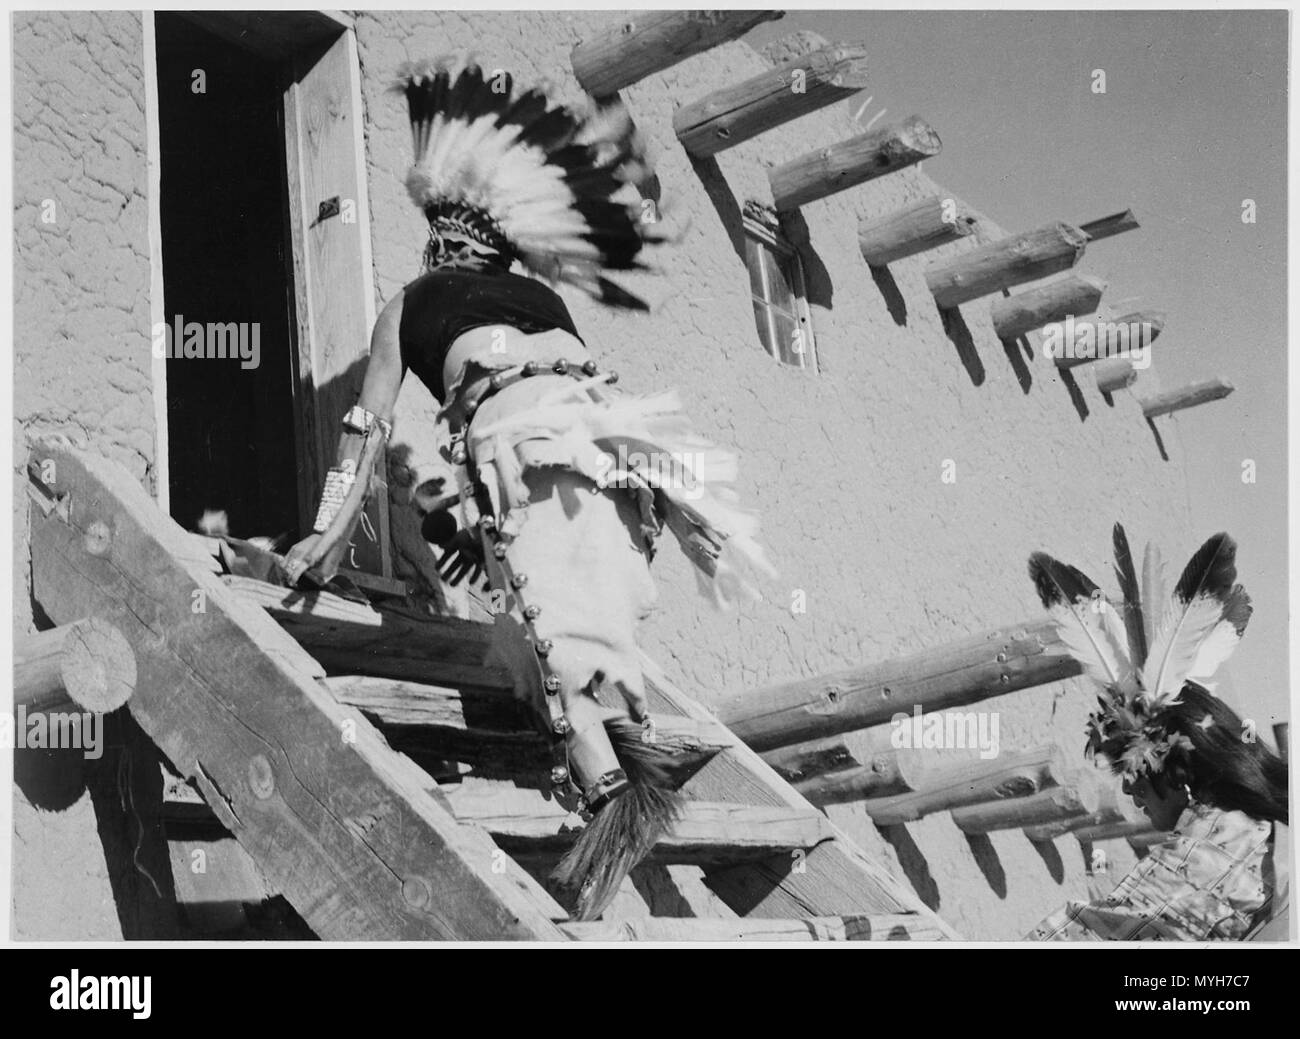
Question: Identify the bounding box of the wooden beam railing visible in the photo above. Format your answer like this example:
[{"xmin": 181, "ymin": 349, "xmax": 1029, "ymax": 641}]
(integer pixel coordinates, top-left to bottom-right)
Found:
[
  {"xmin": 716, "ymin": 620, "xmax": 1080, "ymax": 752},
  {"xmin": 769, "ymin": 116, "xmax": 941, "ymax": 210},
  {"xmin": 861, "ymin": 746, "xmax": 1067, "ymax": 825},
  {"xmin": 571, "ymin": 10, "xmax": 783, "ymax": 97},
  {"xmin": 674, "ymin": 42, "xmax": 869, "ymax": 157},
  {"xmin": 925, "ymin": 223, "xmax": 1088, "ymax": 309},
  {"xmin": 857, "ymin": 196, "xmax": 978, "ymax": 267},
  {"xmin": 950, "ymin": 774, "xmax": 1101, "ymax": 834},
  {"xmin": 990, "ymin": 275, "xmax": 1105, "ymax": 343},
  {"xmin": 1140, "ymin": 379, "xmax": 1234, "ymax": 419}
]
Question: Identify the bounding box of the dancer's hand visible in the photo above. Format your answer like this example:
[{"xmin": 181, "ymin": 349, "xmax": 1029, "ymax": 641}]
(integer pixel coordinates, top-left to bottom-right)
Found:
[
  {"xmin": 283, "ymin": 534, "xmax": 324, "ymax": 585},
  {"xmin": 437, "ymin": 529, "xmax": 486, "ymax": 587}
]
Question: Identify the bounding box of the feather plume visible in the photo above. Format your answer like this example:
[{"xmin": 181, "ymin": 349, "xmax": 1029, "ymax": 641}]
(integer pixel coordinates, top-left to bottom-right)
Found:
[
  {"xmin": 1142, "ymin": 533, "xmax": 1251, "ymax": 703},
  {"xmin": 552, "ymin": 719, "xmax": 684, "ymax": 921},
  {"xmin": 395, "ymin": 58, "xmax": 654, "ymax": 307},
  {"xmin": 1141, "ymin": 541, "xmax": 1166, "ymax": 655},
  {"xmin": 1029, "ymin": 552, "xmax": 1136, "ymax": 693},
  {"xmin": 1111, "ymin": 522, "xmax": 1148, "ymax": 667}
]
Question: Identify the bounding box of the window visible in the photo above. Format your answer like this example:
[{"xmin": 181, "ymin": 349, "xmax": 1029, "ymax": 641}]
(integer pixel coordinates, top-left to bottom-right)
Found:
[{"xmin": 743, "ymin": 206, "xmax": 817, "ymax": 371}]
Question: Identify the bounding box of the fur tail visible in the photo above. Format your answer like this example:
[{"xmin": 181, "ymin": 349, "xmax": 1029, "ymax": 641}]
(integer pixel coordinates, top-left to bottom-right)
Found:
[{"xmin": 551, "ymin": 719, "xmax": 684, "ymax": 921}]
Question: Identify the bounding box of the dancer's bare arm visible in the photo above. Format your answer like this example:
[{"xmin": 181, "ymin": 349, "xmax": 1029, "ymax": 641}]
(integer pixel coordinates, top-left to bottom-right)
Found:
[{"xmin": 284, "ymin": 291, "xmax": 406, "ymax": 583}]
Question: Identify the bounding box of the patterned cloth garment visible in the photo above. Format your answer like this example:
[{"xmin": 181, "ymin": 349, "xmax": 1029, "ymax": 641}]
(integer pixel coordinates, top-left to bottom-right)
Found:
[{"xmin": 1028, "ymin": 802, "xmax": 1283, "ymax": 941}]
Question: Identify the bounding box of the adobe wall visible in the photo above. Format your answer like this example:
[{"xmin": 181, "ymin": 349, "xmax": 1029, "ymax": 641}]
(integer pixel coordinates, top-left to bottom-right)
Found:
[{"xmin": 11, "ymin": 10, "xmax": 155, "ymax": 940}]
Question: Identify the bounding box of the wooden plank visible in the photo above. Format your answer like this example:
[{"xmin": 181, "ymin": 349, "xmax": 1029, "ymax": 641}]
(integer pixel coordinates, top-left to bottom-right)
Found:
[
  {"xmin": 562, "ymin": 912, "xmax": 940, "ymax": 941},
  {"xmin": 450, "ymin": 788, "xmax": 836, "ymax": 867},
  {"xmin": 223, "ymin": 575, "xmax": 508, "ymax": 690},
  {"xmin": 673, "ymin": 42, "xmax": 870, "ymax": 157},
  {"xmin": 1080, "ymin": 209, "xmax": 1139, "ymax": 242},
  {"xmin": 26, "ymin": 440, "xmax": 566, "ymax": 940},
  {"xmin": 715, "ymin": 620, "xmax": 1079, "ymax": 752},
  {"xmin": 639, "ymin": 654, "xmax": 962, "ymax": 938},
  {"xmin": 283, "ymin": 29, "xmax": 391, "ymax": 578},
  {"xmin": 571, "ymin": 10, "xmax": 782, "ymax": 96}
]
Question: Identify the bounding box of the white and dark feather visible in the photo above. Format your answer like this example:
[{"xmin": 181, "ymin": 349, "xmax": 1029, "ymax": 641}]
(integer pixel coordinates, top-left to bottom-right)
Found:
[
  {"xmin": 1142, "ymin": 532, "xmax": 1252, "ymax": 703},
  {"xmin": 1028, "ymin": 551, "xmax": 1137, "ymax": 695},
  {"xmin": 396, "ymin": 57, "xmax": 654, "ymax": 308}
]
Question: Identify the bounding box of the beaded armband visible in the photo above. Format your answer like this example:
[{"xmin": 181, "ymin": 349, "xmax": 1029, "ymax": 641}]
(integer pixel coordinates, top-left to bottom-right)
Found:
[
  {"xmin": 312, "ymin": 460, "xmax": 358, "ymax": 534},
  {"xmin": 342, "ymin": 405, "xmax": 393, "ymax": 440}
]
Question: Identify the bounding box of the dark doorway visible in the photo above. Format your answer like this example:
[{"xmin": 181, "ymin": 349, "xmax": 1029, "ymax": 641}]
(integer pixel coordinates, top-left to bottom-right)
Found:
[{"xmin": 155, "ymin": 13, "xmax": 299, "ymax": 539}]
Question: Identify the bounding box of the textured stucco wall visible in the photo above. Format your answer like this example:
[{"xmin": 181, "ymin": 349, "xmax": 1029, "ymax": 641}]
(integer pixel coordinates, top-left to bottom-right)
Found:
[
  {"xmin": 355, "ymin": 11, "xmax": 1194, "ymax": 939},
  {"xmin": 11, "ymin": 10, "xmax": 154, "ymax": 940},
  {"xmin": 9, "ymin": 10, "xmax": 1197, "ymax": 941}
]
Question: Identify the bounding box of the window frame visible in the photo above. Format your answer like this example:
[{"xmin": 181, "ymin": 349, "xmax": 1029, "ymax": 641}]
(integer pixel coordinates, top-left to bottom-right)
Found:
[{"xmin": 742, "ymin": 214, "xmax": 818, "ymax": 372}]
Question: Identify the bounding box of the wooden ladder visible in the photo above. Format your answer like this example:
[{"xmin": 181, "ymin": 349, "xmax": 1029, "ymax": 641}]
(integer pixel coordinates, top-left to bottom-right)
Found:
[{"xmin": 24, "ymin": 438, "xmax": 957, "ymax": 941}]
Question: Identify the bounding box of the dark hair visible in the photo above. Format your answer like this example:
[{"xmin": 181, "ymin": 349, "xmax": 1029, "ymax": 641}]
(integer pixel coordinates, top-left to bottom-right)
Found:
[{"xmin": 1158, "ymin": 683, "xmax": 1289, "ymax": 824}]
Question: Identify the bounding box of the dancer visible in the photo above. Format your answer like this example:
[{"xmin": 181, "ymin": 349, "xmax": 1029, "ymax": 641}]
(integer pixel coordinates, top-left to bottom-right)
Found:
[
  {"xmin": 1024, "ymin": 525, "xmax": 1287, "ymax": 940},
  {"xmin": 284, "ymin": 58, "xmax": 771, "ymax": 920}
]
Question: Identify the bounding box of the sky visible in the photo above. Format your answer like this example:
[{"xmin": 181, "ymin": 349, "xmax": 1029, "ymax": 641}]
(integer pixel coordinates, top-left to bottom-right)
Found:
[{"xmin": 748, "ymin": 10, "xmax": 1290, "ymax": 728}]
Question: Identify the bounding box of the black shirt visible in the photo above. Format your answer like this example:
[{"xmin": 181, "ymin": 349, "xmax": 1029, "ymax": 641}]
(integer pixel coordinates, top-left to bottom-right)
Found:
[{"xmin": 398, "ymin": 268, "xmax": 583, "ymax": 400}]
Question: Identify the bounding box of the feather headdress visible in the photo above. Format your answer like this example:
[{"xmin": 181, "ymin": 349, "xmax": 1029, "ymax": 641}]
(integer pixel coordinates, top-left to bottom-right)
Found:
[
  {"xmin": 1028, "ymin": 525, "xmax": 1252, "ymax": 779},
  {"xmin": 396, "ymin": 56, "xmax": 656, "ymax": 308}
]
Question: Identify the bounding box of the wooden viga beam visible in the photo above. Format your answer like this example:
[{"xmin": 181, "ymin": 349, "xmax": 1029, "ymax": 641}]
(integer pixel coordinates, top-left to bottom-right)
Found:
[
  {"xmin": 1094, "ymin": 357, "xmax": 1138, "ymax": 395},
  {"xmin": 26, "ymin": 438, "xmax": 567, "ymax": 940},
  {"xmin": 715, "ymin": 620, "xmax": 1081, "ymax": 753},
  {"xmin": 1140, "ymin": 379, "xmax": 1234, "ymax": 419},
  {"xmin": 950, "ymin": 772, "xmax": 1102, "ymax": 835},
  {"xmin": 13, "ymin": 618, "xmax": 137, "ymax": 714},
  {"xmin": 925, "ymin": 222, "xmax": 1089, "ymax": 310},
  {"xmin": 571, "ymin": 10, "xmax": 783, "ymax": 97},
  {"xmin": 990, "ymin": 275, "xmax": 1106, "ymax": 343},
  {"xmin": 858, "ymin": 196, "xmax": 979, "ymax": 268},
  {"xmin": 674, "ymin": 41, "xmax": 870, "ymax": 158},
  {"xmin": 861, "ymin": 745, "xmax": 1068, "ymax": 826},
  {"xmin": 562, "ymin": 912, "xmax": 943, "ymax": 942},
  {"xmin": 1079, "ymin": 209, "xmax": 1140, "ymax": 243},
  {"xmin": 1052, "ymin": 310, "xmax": 1166, "ymax": 370},
  {"xmin": 1128, "ymin": 829, "xmax": 1176, "ymax": 851},
  {"xmin": 1023, "ymin": 775, "xmax": 1145, "ymax": 842},
  {"xmin": 761, "ymin": 732, "xmax": 911, "ymax": 805},
  {"xmin": 769, "ymin": 115, "xmax": 941, "ymax": 211}
]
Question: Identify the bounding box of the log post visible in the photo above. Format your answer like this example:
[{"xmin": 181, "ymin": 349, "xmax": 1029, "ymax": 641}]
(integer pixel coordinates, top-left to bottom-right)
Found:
[
  {"xmin": 571, "ymin": 10, "xmax": 783, "ymax": 97},
  {"xmin": 716, "ymin": 620, "xmax": 1080, "ymax": 752},
  {"xmin": 1140, "ymin": 379, "xmax": 1234, "ymax": 419},
  {"xmin": 769, "ymin": 116, "xmax": 941, "ymax": 211},
  {"xmin": 13, "ymin": 618, "xmax": 137, "ymax": 714},
  {"xmin": 761, "ymin": 733, "xmax": 911, "ymax": 802},
  {"xmin": 674, "ymin": 42, "xmax": 870, "ymax": 157},
  {"xmin": 950, "ymin": 775, "xmax": 1101, "ymax": 834},
  {"xmin": 925, "ymin": 223, "xmax": 1089, "ymax": 309},
  {"xmin": 990, "ymin": 275, "xmax": 1106, "ymax": 342},
  {"xmin": 857, "ymin": 196, "xmax": 979, "ymax": 267},
  {"xmin": 1080, "ymin": 209, "xmax": 1139, "ymax": 242},
  {"xmin": 1023, "ymin": 776, "xmax": 1144, "ymax": 841},
  {"xmin": 862, "ymin": 745, "xmax": 1067, "ymax": 824},
  {"xmin": 1094, "ymin": 357, "xmax": 1137, "ymax": 394},
  {"xmin": 1052, "ymin": 310, "xmax": 1165, "ymax": 369}
]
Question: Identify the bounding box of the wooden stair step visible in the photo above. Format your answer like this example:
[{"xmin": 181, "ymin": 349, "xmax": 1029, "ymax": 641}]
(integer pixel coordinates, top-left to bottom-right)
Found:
[
  {"xmin": 448, "ymin": 786, "xmax": 836, "ymax": 867},
  {"xmin": 561, "ymin": 912, "xmax": 942, "ymax": 942}
]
